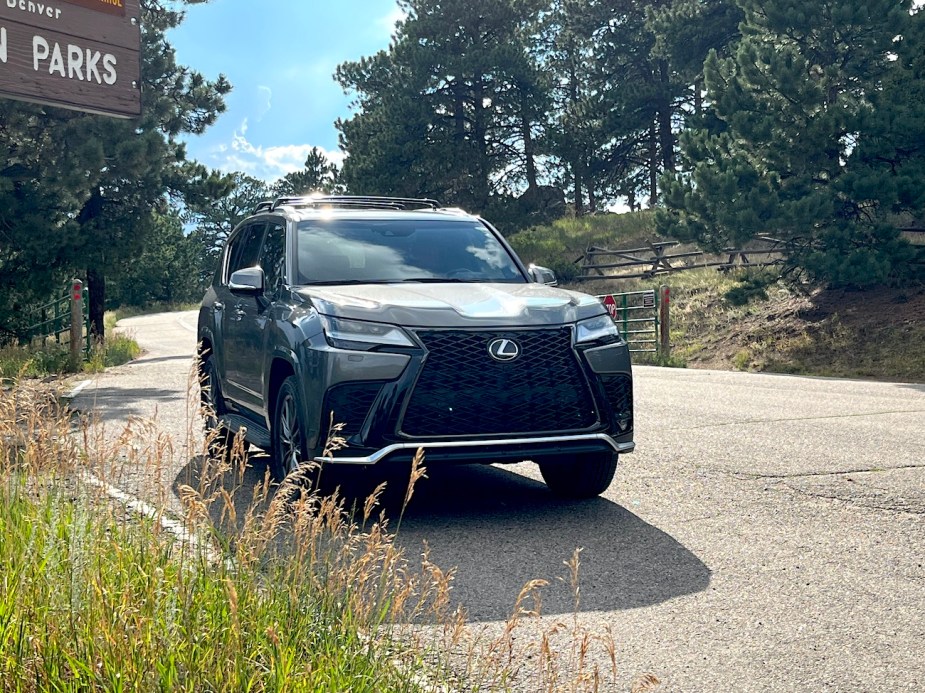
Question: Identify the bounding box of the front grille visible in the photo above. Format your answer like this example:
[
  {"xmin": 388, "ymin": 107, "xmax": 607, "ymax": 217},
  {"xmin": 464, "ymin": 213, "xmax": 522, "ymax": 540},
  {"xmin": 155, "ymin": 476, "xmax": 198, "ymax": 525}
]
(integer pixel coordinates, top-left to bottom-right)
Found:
[
  {"xmin": 602, "ymin": 374, "xmax": 633, "ymax": 433},
  {"xmin": 402, "ymin": 329, "xmax": 597, "ymax": 437},
  {"xmin": 325, "ymin": 382, "xmax": 383, "ymax": 438}
]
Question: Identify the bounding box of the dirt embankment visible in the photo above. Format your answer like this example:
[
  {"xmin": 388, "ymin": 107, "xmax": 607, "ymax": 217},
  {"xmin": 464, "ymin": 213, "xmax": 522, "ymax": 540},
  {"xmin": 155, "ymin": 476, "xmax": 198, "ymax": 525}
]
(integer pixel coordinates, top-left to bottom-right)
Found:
[{"xmin": 683, "ymin": 284, "xmax": 925, "ymax": 382}]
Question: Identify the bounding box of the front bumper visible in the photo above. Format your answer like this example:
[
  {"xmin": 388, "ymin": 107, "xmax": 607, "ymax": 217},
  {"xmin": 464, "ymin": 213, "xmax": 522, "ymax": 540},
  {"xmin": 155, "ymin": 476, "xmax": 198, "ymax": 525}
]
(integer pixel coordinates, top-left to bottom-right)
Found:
[
  {"xmin": 304, "ymin": 325, "xmax": 634, "ymax": 464},
  {"xmin": 315, "ymin": 434, "xmax": 635, "ymax": 466}
]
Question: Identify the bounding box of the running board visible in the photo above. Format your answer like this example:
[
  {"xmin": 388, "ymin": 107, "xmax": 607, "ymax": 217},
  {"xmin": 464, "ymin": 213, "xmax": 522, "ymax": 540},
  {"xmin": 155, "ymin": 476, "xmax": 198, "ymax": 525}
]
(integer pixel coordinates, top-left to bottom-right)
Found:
[{"xmin": 220, "ymin": 414, "xmax": 271, "ymax": 449}]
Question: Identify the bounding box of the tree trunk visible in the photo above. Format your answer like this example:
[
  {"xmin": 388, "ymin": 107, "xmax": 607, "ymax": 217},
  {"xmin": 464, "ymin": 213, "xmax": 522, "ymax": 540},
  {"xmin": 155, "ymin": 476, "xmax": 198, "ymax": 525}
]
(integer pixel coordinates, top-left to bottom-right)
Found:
[
  {"xmin": 649, "ymin": 120, "xmax": 659, "ymax": 207},
  {"xmin": 658, "ymin": 60, "xmax": 675, "ymax": 175},
  {"xmin": 472, "ymin": 75, "xmax": 490, "ymax": 212},
  {"xmin": 453, "ymin": 81, "xmax": 466, "ymax": 142},
  {"xmin": 78, "ymin": 187, "xmax": 107, "ymax": 342},
  {"xmin": 568, "ymin": 54, "xmax": 584, "ymax": 216},
  {"xmin": 694, "ymin": 76, "xmax": 703, "ymax": 117},
  {"xmin": 574, "ymin": 166, "xmax": 584, "ymax": 216},
  {"xmin": 87, "ymin": 266, "xmax": 105, "ymax": 343},
  {"xmin": 520, "ymin": 88, "xmax": 537, "ymax": 193}
]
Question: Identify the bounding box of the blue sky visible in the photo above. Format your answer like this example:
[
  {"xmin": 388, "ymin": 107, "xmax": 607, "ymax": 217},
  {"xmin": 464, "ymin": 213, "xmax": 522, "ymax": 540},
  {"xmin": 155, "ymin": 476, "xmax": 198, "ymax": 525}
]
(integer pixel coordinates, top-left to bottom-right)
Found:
[{"xmin": 168, "ymin": 0, "xmax": 403, "ymax": 183}]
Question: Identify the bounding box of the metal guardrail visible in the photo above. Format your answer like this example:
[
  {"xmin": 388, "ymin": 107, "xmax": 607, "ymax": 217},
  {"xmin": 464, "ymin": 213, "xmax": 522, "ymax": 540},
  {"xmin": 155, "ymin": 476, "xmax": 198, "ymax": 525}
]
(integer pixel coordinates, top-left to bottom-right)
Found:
[
  {"xmin": 22, "ymin": 280, "xmax": 90, "ymax": 359},
  {"xmin": 596, "ymin": 287, "xmax": 670, "ymax": 357}
]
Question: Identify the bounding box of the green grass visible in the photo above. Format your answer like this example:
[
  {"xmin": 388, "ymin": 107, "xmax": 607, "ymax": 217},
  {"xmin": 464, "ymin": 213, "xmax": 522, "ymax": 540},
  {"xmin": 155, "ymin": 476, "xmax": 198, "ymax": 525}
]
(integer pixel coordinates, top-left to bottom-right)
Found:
[
  {"xmin": 2, "ymin": 304, "xmax": 150, "ymax": 379},
  {"xmin": 0, "ymin": 343, "xmax": 72, "ymax": 380},
  {"xmin": 0, "ymin": 480, "xmax": 432, "ymax": 691},
  {"xmin": 508, "ymin": 210, "xmax": 662, "ymax": 281},
  {"xmin": 569, "ymin": 260, "xmax": 925, "ymax": 382},
  {"xmin": 82, "ymin": 333, "xmax": 143, "ymax": 373},
  {"xmin": 0, "ymin": 385, "xmax": 440, "ymax": 692},
  {"xmin": 0, "ymin": 333, "xmax": 142, "ymax": 380}
]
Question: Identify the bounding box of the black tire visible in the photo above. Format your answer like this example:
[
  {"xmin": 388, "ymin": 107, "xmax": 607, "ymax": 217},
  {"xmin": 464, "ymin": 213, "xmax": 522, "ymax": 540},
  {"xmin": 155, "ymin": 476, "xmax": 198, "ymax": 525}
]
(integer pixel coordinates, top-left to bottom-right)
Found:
[
  {"xmin": 200, "ymin": 354, "xmax": 232, "ymax": 459},
  {"xmin": 271, "ymin": 376, "xmax": 313, "ymax": 482},
  {"xmin": 538, "ymin": 452, "xmax": 618, "ymax": 499}
]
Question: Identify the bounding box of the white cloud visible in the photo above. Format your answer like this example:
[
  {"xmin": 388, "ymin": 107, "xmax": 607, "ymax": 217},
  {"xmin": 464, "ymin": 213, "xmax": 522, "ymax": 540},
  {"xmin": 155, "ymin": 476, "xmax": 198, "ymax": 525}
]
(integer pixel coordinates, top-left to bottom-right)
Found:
[
  {"xmin": 377, "ymin": 5, "xmax": 406, "ymax": 35},
  {"xmin": 205, "ymin": 118, "xmax": 345, "ymax": 183}
]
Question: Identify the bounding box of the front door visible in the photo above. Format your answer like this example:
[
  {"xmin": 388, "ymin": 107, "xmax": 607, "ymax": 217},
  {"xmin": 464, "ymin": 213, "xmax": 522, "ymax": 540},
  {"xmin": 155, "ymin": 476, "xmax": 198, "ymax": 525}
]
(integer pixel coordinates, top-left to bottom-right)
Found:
[{"xmin": 222, "ymin": 222, "xmax": 266, "ymax": 410}]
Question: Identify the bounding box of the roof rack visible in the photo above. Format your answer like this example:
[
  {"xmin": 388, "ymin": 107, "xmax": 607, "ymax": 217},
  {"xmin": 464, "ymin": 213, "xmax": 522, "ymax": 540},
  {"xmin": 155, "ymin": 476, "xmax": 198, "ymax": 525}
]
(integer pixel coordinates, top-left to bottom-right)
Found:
[
  {"xmin": 253, "ymin": 200, "xmax": 274, "ymax": 213},
  {"xmin": 269, "ymin": 195, "xmax": 441, "ymax": 212}
]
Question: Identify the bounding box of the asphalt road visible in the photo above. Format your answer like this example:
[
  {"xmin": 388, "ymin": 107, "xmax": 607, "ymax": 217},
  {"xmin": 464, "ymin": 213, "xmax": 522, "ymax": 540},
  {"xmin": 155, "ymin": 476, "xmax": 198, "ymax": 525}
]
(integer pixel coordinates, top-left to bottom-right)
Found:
[{"xmin": 71, "ymin": 310, "xmax": 925, "ymax": 692}]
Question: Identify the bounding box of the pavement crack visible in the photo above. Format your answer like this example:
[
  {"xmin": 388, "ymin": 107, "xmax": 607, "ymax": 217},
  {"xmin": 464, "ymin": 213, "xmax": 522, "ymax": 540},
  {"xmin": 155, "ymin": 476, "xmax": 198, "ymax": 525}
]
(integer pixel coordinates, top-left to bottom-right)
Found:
[
  {"xmin": 778, "ymin": 482, "xmax": 925, "ymax": 516},
  {"xmin": 680, "ymin": 409, "xmax": 925, "ymax": 430},
  {"xmin": 730, "ymin": 463, "xmax": 925, "ymax": 481}
]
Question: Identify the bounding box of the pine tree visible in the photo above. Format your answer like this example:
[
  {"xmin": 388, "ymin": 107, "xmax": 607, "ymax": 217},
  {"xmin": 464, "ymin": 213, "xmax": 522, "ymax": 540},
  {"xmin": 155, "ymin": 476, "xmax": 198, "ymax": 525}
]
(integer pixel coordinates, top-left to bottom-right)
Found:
[
  {"xmin": 74, "ymin": 0, "xmax": 230, "ymax": 336},
  {"xmin": 271, "ymin": 148, "xmax": 340, "ymax": 196},
  {"xmin": 0, "ymin": 0, "xmax": 230, "ymax": 339},
  {"xmin": 336, "ymin": 0, "xmax": 548, "ymax": 215},
  {"xmin": 185, "ymin": 172, "xmax": 269, "ymax": 283},
  {"xmin": 659, "ymin": 0, "xmax": 924, "ymax": 286}
]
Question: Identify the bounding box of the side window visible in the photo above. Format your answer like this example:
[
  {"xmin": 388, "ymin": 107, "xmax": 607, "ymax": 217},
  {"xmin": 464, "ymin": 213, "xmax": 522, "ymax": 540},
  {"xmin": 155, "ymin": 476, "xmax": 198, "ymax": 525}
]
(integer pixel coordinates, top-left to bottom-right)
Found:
[
  {"xmin": 225, "ymin": 223, "xmax": 266, "ymax": 282},
  {"xmin": 260, "ymin": 222, "xmax": 287, "ymax": 296}
]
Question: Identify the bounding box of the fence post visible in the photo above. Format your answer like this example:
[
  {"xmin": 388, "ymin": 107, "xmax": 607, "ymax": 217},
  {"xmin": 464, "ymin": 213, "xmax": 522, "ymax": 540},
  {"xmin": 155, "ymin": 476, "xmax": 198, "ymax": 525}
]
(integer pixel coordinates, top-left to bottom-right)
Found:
[
  {"xmin": 70, "ymin": 279, "xmax": 84, "ymax": 370},
  {"xmin": 658, "ymin": 285, "xmax": 671, "ymax": 359}
]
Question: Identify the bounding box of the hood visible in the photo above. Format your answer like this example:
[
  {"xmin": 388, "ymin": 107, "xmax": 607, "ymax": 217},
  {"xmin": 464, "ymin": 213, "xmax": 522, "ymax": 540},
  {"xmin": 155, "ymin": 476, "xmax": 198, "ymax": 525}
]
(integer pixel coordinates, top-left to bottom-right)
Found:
[{"xmin": 295, "ymin": 282, "xmax": 606, "ymax": 328}]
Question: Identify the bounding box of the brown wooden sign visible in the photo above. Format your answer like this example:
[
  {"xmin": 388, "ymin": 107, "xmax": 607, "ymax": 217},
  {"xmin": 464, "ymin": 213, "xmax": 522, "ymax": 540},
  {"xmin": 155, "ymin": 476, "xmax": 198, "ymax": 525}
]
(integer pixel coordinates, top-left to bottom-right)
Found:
[{"xmin": 0, "ymin": 0, "xmax": 140, "ymax": 117}]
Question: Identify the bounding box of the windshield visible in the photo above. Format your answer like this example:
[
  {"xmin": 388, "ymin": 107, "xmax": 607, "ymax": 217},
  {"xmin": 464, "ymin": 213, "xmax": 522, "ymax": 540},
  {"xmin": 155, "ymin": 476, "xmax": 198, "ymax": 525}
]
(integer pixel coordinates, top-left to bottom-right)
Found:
[{"xmin": 295, "ymin": 218, "xmax": 526, "ymax": 285}]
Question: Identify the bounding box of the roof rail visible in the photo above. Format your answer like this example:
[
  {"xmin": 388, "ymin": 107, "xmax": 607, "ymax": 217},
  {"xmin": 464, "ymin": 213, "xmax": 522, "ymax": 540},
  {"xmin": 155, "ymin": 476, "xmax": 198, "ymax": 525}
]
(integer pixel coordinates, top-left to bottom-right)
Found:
[
  {"xmin": 253, "ymin": 200, "xmax": 274, "ymax": 213},
  {"xmin": 269, "ymin": 195, "xmax": 441, "ymax": 212}
]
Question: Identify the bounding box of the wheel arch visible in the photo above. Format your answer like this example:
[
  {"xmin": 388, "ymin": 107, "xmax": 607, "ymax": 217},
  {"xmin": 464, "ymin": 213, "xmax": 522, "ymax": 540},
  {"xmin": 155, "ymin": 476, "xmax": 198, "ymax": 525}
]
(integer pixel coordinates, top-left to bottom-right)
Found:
[
  {"xmin": 267, "ymin": 356, "xmax": 296, "ymax": 425},
  {"xmin": 198, "ymin": 335, "xmax": 214, "ymax": 362}
]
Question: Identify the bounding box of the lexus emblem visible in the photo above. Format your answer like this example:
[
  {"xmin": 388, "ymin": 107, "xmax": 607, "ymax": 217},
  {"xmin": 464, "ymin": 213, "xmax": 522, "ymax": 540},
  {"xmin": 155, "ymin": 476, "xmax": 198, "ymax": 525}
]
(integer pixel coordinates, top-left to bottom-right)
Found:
[{"xmin": 488, "ymin": 338, "xmax": 521, "ymax": 362}]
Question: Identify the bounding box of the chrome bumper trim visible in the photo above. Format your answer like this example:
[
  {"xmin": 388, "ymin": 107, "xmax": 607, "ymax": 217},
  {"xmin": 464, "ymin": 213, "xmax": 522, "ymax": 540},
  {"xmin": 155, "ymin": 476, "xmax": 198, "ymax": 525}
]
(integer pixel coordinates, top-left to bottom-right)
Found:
[{"xmin": 314, "ymin": 434, "xmax": 635, "ymax": 466}]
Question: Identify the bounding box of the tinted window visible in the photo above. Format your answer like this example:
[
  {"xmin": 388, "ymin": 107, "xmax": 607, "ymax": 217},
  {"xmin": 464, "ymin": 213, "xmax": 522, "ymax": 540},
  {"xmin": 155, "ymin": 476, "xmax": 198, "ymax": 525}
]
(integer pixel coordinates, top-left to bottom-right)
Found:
[
  {"xmin": 294, "ymin": 219, "xmax": 525, "ymax": 284},
  {"xmin": 226, "ymin": 223, "xmax": 266, "ymax": 281},
  {"xmin": 260, "ymin": 222, "xmax": 287, "ymax": 295}
]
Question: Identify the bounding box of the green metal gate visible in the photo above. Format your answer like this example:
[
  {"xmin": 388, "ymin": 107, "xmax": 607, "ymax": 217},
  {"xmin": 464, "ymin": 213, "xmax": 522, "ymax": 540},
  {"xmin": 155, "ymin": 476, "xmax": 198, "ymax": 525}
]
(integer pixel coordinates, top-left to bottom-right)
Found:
[
  {"xmin": 596, "ymin": 288, "xmax": 667, "ymax": 355},
  {"xmin": 22, "ymin": 281, "xmax": 91, "ymax": 355}
]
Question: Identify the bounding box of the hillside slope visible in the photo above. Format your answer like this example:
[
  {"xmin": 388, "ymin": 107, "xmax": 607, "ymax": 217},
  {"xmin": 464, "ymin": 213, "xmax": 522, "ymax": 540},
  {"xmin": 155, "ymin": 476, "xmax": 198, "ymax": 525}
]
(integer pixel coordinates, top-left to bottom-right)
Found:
[
  {"xmin": 509, "ymin": 212, "xmax": 924, "ymax": 383},
  {"xmin": 570, "ymin": 272, "xmax": 925, "ymax": 383},
  {"xmin": 694, "ymin": 284, "xmax": 925, "ymax": 382}
]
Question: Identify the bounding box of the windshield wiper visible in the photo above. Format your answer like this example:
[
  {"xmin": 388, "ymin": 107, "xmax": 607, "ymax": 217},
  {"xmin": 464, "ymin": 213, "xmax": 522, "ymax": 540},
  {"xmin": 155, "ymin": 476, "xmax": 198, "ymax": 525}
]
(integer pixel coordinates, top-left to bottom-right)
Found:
[
  {"xmin": 298, "ymin": 279, "xmax": 396, "ymax": 286},
  {"xmin": 397, "ymin": 277, "xmax": 492, "ymax": 283}
]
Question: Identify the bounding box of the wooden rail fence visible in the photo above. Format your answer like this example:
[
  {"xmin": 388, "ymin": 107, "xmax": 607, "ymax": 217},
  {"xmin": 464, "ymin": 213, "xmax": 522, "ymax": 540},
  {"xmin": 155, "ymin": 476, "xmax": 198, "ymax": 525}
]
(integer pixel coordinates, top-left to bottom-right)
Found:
[{"xmin": 577, "ymin": 236, "xmax": 787, "ymax": 281}]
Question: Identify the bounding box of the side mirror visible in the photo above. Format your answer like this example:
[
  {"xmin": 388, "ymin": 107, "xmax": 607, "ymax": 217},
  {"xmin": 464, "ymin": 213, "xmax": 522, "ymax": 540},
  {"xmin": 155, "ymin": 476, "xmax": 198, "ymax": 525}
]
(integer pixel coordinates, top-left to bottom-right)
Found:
[
  {"xmin": 229, "ymin": 266, "xmax": 265, "ymax": 294},
  {"xmin": 528, "ymin": 264, "xmax": 558, "ymax": 287}
]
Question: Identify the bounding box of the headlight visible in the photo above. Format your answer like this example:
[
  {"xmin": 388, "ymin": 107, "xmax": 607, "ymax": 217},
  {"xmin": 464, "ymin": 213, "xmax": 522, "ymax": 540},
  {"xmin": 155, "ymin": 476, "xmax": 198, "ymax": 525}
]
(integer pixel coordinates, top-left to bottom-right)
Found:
[
  {"xmin": 576, "ymin": 314, "xmax": 622, "ymax": 344},
  {"xmin": 319, "ymin": 315, "xmax": 414, "ymax": 349}
]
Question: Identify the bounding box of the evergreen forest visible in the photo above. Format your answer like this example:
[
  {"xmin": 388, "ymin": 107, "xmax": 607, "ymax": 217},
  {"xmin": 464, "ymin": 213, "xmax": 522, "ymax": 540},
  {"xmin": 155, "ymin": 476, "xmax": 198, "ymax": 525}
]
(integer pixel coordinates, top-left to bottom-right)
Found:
[{"xmin": 2, "ymin": 0, "xmax": 924, "ymax": 342}]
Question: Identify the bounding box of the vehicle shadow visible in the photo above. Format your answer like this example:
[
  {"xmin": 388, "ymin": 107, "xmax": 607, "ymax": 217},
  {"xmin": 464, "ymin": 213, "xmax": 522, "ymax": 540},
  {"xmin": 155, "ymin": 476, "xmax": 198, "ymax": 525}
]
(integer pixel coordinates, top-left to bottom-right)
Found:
[
  {"xmin": 73, "ymin": 387, "xmax": 187, "ymax": 422},
  {"xmin": 173, "ymin": 455, "xmax": 711, "ymax": 623},
  {"xmin": 395, "ymin": 464, "xmax": 711, "ymax": 621}
]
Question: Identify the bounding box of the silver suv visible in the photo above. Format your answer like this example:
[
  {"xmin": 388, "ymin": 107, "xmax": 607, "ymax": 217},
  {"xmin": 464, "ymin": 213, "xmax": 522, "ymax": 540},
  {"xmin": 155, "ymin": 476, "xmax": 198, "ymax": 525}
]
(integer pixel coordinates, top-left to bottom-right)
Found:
[{"xmin": 197, "ymin": 196, "xmax": 633, "ymax": 498}]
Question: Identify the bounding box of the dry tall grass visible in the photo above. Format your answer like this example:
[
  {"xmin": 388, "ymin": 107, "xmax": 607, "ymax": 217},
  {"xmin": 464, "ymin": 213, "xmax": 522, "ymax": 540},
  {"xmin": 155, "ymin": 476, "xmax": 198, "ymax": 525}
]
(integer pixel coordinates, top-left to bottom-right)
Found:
[{"xmin": 0, "ymin": 370, "xmax": 656, "ymax": 691}]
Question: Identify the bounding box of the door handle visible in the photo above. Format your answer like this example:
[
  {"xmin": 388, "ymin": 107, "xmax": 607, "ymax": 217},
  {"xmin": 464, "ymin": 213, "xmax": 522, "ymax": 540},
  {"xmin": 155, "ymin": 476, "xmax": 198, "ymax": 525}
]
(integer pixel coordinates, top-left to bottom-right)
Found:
[{"xmin": 213, "ymin": 302, "xmax": 224, "ymax": 311}]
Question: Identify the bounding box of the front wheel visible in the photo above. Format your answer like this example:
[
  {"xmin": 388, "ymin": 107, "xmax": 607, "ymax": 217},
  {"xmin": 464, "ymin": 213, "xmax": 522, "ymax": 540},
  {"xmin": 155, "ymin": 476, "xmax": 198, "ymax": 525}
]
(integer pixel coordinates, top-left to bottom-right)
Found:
[
  {"xmin": 271, "ymin": 376, "xmax": 313, "ymax": 483},
  {"xmin": 538, "ymin": 452, "xmax": 618, "ymax": 499}
]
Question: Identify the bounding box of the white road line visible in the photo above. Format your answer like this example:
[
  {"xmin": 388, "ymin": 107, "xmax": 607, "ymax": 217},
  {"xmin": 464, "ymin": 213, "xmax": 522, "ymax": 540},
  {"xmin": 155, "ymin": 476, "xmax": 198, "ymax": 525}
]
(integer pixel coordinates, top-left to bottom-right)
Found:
[
  {"xmin": 65, "ymin": 379, "xmax": 92, "ymax": 398},
  {"xmin": 80, "ymin": 472, "xmax": 217, "ymax": 562},
  {"xmin": 177, "ymin": 315, "xmax": 197, "ymax": 333}
]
